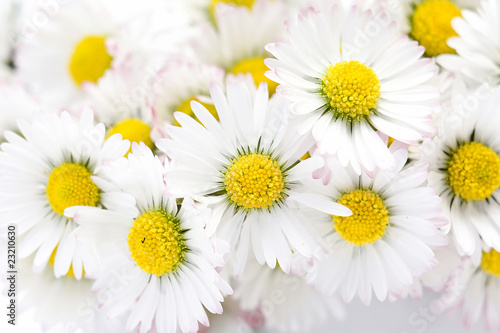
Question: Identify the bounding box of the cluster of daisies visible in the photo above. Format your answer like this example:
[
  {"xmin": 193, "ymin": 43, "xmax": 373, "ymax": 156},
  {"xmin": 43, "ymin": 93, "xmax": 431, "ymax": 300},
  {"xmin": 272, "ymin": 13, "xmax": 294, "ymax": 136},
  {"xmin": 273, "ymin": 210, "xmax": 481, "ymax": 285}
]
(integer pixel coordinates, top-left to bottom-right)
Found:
[{"xmin": 0, "ymin": 0, "xmax": 499, "ymax": 332}]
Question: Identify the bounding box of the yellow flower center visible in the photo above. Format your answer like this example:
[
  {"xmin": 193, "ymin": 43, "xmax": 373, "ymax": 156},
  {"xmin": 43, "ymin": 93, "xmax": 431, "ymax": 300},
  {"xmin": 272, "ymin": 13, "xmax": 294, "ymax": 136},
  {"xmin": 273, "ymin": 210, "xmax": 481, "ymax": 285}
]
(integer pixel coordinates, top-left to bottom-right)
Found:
[
  {"xmin": 447, "ymin": 142, "xmax": 500, "ymax": 202},
  {"xmin": 106, "ymin": 118, "xmax": 155, "ymax": 154},
  {"xmin": 68, "ymin": 36, "xmax": 113, "ymax": 86},
  {"xmin": 127, "ymin": 209, "xmax": 187, "ymax": 277},
  {"xmin": 333, "ymin": 189, "xmax": 389, "ymax": 246},
  {"xmin": 48, "ymin": 246, "xmax": 85, "ymax": 279},
  {"xmin": 224, "ymin": 153, "xmax": 285, "ymax": 210},
  {"xmin": 229, "ymin": 57, "xmax": 278, "ymax": 95},
  {"xmin": 321, "ymin": 60, "xmax": 381, "ymax": 123},
  {"xmin": 481, "ymin": 249, "xmax": 500, "ymax": 277},
  {"xmin": 46, "ymin": 163, "xmax": 100, "ymax": 216},
  {"xmin": 410, "ymin": 0, "xmax": 462, "ymax": 57},
  {"xmin": 175, "ymin": 96, "xmax": 219, "ymax": 126}
]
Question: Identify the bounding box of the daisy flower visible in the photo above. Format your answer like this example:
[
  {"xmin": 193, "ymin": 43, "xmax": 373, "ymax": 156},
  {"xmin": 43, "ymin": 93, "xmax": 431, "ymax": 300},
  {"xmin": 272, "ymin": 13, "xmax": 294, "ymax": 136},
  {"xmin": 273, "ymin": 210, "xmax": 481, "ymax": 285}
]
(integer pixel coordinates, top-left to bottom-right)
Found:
[
  {"xmin": 18, "ymin": 254, "xmax": 126, "ymax": 332},
  {"xmin": 233, "ymin": 257, "xmax": 345, "ymax": 332},
  {"xmin": 186, "ymin": 0, "xmax": 289, "ymax": 94},
  {"xmin": 0, "ymin": 109, "xmax": 129, "ymax": 278},
  {"xmin": 15, "ymin": 1, "xmax": 117, "ymax": 108},
  {"xmin": 419, "ymin": 82, "xmax": 500, "ymax": 262},
  {"xmin": 451, "ymin": 248, "xmax": 500, "ymax": 331},
  {"xmin": 305, "ymin": 141, "xmax": 448, "ymax": 304},
  {"xmin": 157, "ymin": 81, "xmax": 352, "ymax": 275},
  {"xmin": 437, "ymin": 0, "xmax": 500, "ymax": 87},
  {"xmin": 67, "ymin": 144, "xmax": 232, "ymax": 333},
  {"xmin": 265, "ymin": 3, "xmax": 439, "ymax": 174}
]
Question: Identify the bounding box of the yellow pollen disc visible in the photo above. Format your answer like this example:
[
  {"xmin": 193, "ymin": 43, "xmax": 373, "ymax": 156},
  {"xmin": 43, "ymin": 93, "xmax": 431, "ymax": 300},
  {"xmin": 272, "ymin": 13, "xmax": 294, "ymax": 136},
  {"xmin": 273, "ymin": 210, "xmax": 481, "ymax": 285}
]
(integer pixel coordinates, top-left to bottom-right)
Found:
[
  {"xmin": 106, "ymin": 118, "xmax": 155, "ymax": 154},
  {"xmin": 321, "ymin": 60, "xmax": 381, "ymax": 123},
  {"xmin": 333, "ymin": 189, "xmax": 389, "ymax": 246},
  {"xmin": 175, "ymin": 96, "xmax": 219, "ymax": 126},
  {"xmin": 69, "ymin": 36, "xmax": 113, "ymax": 86},
  {"xmin": 481, "ymin": 249, "xmax": 500, "ymax": 277},
  {"xmin": 224, "ymin": 153, "xmax": 285, "ymax": 210},
  {"xmin": 46, "ymin": 163, "xmax": 100, "ymax": 216},
  {"xmin": 229, "ymin": 57, "xmax": 278, "ymax": 95},
  {"xmin": 48, "ymin": 246, "xmax": 84, "ymax": 278},
  {"xmin": 410, "ymin": 0, "xmax": 462, "ymax": 57},
  {"xmin": 446, "ymin": 142, "xmax": 500, "ymax": 201},
  {"xmin": 127, "ymin": 209, "xmax": 187, "ymax": 276}
]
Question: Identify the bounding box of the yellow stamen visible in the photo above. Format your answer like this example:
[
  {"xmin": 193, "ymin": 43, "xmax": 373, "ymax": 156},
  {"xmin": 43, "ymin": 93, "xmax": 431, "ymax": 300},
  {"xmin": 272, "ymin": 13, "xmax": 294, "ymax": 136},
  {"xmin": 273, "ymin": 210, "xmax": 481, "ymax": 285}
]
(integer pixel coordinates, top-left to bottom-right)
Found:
[
  {"xmin": 322, "ymin": 60, "xmax": 380, "ymax": 123},
  {"xmin": 224, "ymin": 153, "xmax": 285, "ymax": 210},
  {"xmin": 333, "ymin": 189, "xmax": 389, "ymax": 246},
  {"xmin": 127, "ymin": 209, "xmax": 187, "ymax": 276},
  {"xmin": 46, "ymin": 163, "xmax": 100, "ymax": 216},
  {"xmin": 68, "ymin": 36, "xmax": 113, "ymax": 86},
  {"xmin": 410, "ymin": 0, "xmax": 462, "ymax": 57},
  {"xmin": 447, "ymin": 142, "xmax": 500, "ymax": 201}
]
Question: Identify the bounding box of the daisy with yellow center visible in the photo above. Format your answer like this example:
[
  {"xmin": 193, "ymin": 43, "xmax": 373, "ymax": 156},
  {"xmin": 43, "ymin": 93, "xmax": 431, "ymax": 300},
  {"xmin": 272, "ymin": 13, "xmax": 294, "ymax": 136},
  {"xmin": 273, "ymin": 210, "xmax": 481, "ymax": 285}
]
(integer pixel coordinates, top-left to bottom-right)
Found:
[
  {"xmin": 0, "ymin": 109, "xmax": 129, "ymax": 279},
  {"xmin": 265, "ymin": 3, "xmax": 438, "ymax": 174},
  {"xmin": 158, "ymin": 81, "xmax": 351, "ymax": 276},
  {"xmin": 68, "ymin": 144, "xmax": 231, "ymax": 333},
  {"xmin": 304, "ymin": 145, "xmax": 447, "ymax": 305},
  {"xmin": 15, "ymin": 2, "xmax": 117, "ymax": 106},
  {"xmin": 421, "ymin": 84, "xmax": 500, "ymax": 261}
]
